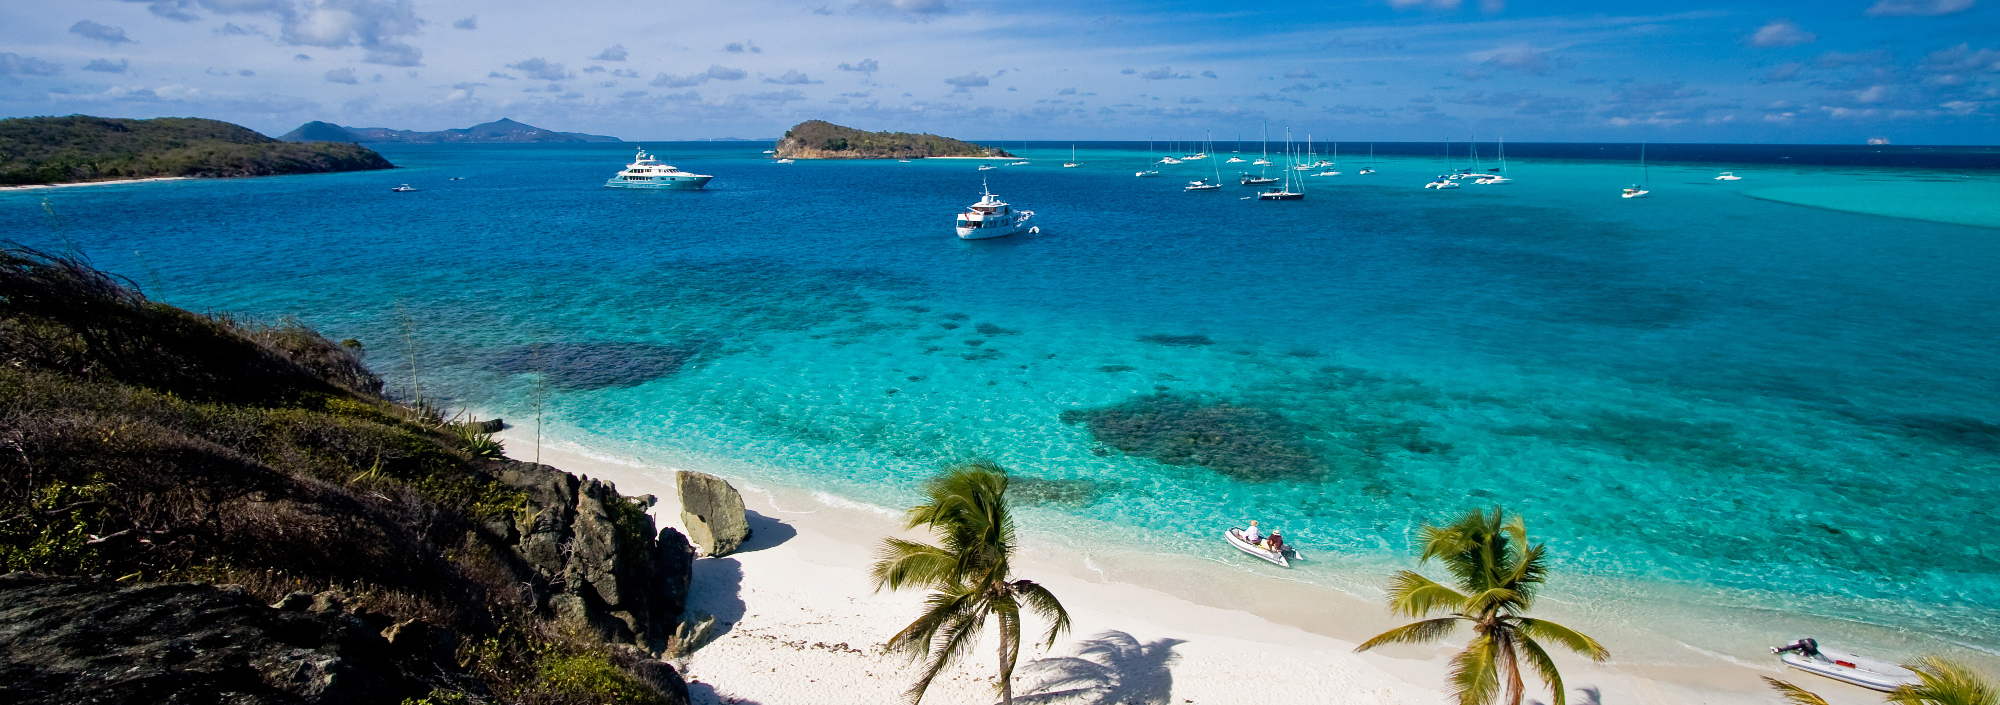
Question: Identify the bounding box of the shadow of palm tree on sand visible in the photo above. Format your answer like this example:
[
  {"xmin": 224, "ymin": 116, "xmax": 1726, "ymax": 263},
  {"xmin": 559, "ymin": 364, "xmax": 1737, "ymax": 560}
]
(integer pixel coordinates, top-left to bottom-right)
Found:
[{"xmin": 1014, "ymin": 630, "xmax": 1185, "ymax": 705}]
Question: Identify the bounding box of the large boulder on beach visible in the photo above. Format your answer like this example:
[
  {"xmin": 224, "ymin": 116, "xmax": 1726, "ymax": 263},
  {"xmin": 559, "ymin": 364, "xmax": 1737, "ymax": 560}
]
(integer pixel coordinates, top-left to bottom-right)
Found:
[{"xmin": 677, "ymin": 471, "xmax": 750, "ymax": 557}]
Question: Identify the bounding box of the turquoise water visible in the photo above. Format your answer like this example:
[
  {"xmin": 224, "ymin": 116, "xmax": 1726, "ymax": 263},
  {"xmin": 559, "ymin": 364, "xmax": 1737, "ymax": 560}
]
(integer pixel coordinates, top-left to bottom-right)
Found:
[{"xmin": 8, "ymin": 143, "xmax": 1999, "ymax": 662}]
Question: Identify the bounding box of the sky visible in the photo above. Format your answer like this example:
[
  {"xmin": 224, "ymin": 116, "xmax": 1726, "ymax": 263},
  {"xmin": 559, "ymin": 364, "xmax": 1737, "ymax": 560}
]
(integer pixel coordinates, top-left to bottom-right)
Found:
[{"xmin": 1, "ymin": 0, "xmax": 1996, "ymax": 143}]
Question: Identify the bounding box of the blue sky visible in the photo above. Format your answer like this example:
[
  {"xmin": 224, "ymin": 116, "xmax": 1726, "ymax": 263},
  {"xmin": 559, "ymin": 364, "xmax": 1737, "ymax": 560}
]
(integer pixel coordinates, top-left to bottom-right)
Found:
[{"xmin": 1, "ymin": 0, "xmax": 1995, "ymax": 143}]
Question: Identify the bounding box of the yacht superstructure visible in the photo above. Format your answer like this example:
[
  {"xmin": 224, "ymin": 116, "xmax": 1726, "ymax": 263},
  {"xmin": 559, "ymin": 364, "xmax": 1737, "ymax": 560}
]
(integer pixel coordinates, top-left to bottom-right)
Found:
[{"xmin": 604, "ymin": 147, "xmax": 713, "ymax": 189}]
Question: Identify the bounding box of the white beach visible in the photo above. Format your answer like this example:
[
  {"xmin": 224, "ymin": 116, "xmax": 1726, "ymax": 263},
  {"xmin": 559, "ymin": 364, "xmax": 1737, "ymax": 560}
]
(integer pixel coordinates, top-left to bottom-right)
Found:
[
  {"xmin": 0, "ymin": 176, "xmax": 190, "ymax": 190},
  {"xmin": 491, "ymin": 429, "xmax": 1893, "ymax": 705}
]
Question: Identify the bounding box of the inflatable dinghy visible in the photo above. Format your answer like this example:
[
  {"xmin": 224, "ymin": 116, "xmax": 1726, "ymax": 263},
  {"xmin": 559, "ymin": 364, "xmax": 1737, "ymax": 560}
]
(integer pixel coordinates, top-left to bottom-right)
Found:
[
  {"xmin": 1225, "ymin": 527, "xmax": 1303, "ymax": 568},
  {"xmin": 1773, "ymin": 639, "xmax": 1921, "ymax": 692}
]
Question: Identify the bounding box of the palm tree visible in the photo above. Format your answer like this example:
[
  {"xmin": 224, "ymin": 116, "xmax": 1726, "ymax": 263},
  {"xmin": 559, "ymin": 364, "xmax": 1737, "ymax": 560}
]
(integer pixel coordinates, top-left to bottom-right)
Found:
[
  {"xmin": 1355, "ymin": 507, "xmax": 1610, "ymax": 705},
  {"xmin": 872, "ymin": 461, "xmax": 1073, "ymax": 705},
  {"xmin": 1766, "ymin": 655, "xmax": 1996, "ymax": 705}
]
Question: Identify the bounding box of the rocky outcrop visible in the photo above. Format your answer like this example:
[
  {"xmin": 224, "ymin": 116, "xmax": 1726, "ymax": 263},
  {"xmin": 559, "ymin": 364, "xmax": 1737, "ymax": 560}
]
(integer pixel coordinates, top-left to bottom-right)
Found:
[
  {"xmin": 493, "ymin": 460, "xmax": 694, "ymax": 652},
  {"xmin": 772, "ymin": 120, "xmax": 1010, "ymax": 160},
  {"xmin": 677, "ymin": 471, "xmax": 750, "ymax": 558},
  {"xmin": 0, "ymin": 573, "xmax": 471, "ymax": 705}
]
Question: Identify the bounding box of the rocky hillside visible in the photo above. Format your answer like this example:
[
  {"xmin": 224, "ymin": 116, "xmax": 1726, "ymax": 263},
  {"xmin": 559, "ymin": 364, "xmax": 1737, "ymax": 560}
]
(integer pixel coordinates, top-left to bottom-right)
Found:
[
  {"xmin": 280, "ymin": 118, "xmax": 620, "ymax": 144},
  {"xmin": 0, "ymin": 115, "xmax": 394, "ymax": 186},
  {"xmin": 0, "ymin": 246, "xmax": 692, "ymax": 705},
  {"xmin": 773, "ymin": 120, "xmax": 1010, "ymax": 159}
]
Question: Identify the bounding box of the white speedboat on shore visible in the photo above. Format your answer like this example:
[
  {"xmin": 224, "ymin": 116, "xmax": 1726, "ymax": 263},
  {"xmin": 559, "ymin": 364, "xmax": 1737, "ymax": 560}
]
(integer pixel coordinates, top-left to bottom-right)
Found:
[
  {"xmin": 955, "ymin": 183, "xmax": 1036, "ymax": 240},
  {"xmin": 1224, "ymin": 527, "xmax": 1302, "ymax": 567},
  {"xmin": 605, "ymin": 147, "xmax": 713, "ymax": 190},
  {"xmin": 1772, "ymin": 639, "xmax": 1922, "ymax": 692},
  {"xmin": 1716, "ymin": 171, "xmax": 1743, "ymax": 180}
]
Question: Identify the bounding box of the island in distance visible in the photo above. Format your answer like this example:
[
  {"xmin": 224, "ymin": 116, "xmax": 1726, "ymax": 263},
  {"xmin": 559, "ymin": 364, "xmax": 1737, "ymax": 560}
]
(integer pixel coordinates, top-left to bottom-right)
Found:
[
  {"xmin": 279, "ymin": 117, "xmax": 620, "ymax": 144},
  {"xmin": 0, "ymin": 115, "xmax": 392, "ymax": 186},
  {"xmin": 773, "ymin": 120, "xmax": 1012, "ymax": 159}
]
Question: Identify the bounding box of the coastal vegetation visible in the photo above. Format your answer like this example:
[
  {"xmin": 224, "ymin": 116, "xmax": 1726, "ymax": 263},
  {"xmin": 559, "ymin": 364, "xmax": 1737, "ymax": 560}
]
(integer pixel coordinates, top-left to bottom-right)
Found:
[
  {"xmin": 0, "ymin": 245, "xmax": 690, "ymax": 704},
  {"xmin": 1766, "ymin": 657, "xmax": 1997, "ymax": 705},
  {"xmin": 279, "ymin": 118, "xmax": 620, "ymax": 144},
  {"xmin": 774, "ymin": 120, "xmax": 1013, "ymax": 159},
  {"xmin": 1356, "ymin": 507, "xmax": 1609, "ymax": 705},
  {"xmin": 0, "ymin": 115, "xmax": 393, "ymax": 186},
  {"xmin": 872, "ymin": 461, "xmax": 1071, "ymax": 704}
]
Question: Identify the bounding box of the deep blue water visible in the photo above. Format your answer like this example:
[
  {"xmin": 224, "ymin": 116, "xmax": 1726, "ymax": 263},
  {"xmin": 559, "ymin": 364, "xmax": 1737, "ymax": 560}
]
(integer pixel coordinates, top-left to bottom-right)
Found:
[{"xmin": 7, "ymin": 142, "xmax": 1999, "ymax": 662}]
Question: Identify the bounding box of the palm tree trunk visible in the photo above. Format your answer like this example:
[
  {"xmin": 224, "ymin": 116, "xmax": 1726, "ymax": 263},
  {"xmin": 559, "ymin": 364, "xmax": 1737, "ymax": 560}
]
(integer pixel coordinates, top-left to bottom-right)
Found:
[{"xmin": 998, "ymin": 625, "xmax": 1018, "ymax": 705}]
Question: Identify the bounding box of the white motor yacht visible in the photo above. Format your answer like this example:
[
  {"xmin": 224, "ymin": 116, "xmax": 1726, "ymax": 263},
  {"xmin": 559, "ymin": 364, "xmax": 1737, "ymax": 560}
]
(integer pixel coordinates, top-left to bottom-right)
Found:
[
  {"xmin": 390, "ymin": 184, "xmax": 417, "ymax": 192},
  {"xmin": 1716, "ymin": 172, "xmax": 1742, "ymax": 180},
  {"xmin": 1225, "ymin": 156, "xmax": 1247, "ymax": 163},
  {"xmin": 1185, "ymin": 178, "xmax": 1221, "ymax": 191},
  {"xmin": 1158, "ymin": 157, "xmax": 1183, "ymax": 165},
  {"xmin": 1622, "ymin": 185, "xmax": 1650, "ymax": 198},
  {"xmin": 605, "ymin": 148, "xmax": 714, "ymax": 190},
  {"xmin": 956, "ymin": 183, "xmax": 1037, "ymax": 240}
]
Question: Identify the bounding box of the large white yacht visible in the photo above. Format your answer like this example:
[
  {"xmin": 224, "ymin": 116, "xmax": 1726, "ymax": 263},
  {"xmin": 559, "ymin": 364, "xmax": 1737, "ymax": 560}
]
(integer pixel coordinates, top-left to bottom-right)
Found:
[
  {"xmin": 956, "ymin": 183, "xmax": 1037, "ymax": 240},
  {"xmin": 604, "ymin": 147, "xmax": 712, "ymax": 189}
]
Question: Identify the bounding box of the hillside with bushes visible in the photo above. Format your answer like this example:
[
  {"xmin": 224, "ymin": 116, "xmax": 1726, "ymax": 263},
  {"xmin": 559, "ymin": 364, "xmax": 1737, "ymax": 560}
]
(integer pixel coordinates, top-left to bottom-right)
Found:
[
  {"xmin": 0, "ymin": 115, "xmax": 393, "ymax": 186},
  {"xmin": 0, "ymin": 245, "xmax": 695, "ymax": 705},
  {"xmin": 773, "ymin": 120, "xmax": 1011, "ymax": 159}
]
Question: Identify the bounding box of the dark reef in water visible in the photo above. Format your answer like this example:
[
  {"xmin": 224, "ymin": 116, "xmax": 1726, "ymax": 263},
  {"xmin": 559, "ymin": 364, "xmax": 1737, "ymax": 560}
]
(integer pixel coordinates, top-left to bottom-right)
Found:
[
  {"xmin": 492, "ymin": 341, "xmax": 706, "ymax": 389},
  {"xmin": 1137, "ymin": 333, "xmax": 1213, "ymax": 347},
  {"xmin": 1008, "ymin": 477, "xmax": 1109, "ymax": 506},
  {"xmin": 1061, "ymin": 394, "xmax": 1324, "ymax": 482}
]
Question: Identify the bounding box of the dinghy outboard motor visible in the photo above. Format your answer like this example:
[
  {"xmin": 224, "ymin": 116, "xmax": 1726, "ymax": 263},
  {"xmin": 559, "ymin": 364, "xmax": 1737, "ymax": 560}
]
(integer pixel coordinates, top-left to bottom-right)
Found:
[{"xmin": 1773, "ymin": 638, "xmax": 1821, "ymax": 658}]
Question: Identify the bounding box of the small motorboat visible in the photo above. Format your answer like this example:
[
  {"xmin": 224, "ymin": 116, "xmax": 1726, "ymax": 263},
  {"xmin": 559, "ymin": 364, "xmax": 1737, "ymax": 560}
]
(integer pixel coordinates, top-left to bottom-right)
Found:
[
  {"xmin": 1185, "ymin": 178, "xmax": 1220, "ymax": 192},
  {"xmin": 978, "ymin": 164, "xmax": 998, "ymax": 171},
  {"xmin": 447, "ymin": 177, "xmax": 464, "ymax": 181},
  {"xmin": 1716, "ymin": 172, "xmax": 1742, "ymax": 181},
  {"xmin": 1240, "ymin": 174, "xmax": 1280, "ymax": 186},
  {"xmin": 1313, "ymin": 170, "xmax": 1341, "ymax": 177},
  {"xmin": 762, "ymin": 149, "xmax": 776, "ymax": 154},
  {"xmin": 1224, "ymin": 527, "xmax": 1302, "ymax": 567},
  {"xmin": 1009, "ymin": 160, "xmax": 1030, "ymax": 166},
  {"xmin": 1225, "ymin": 157, "xmax": 1246, "ymax": 163},
  {"xmin": 1772, "ymin": 639, "xmax": 1922, "ymax": 693},
  {"xmin": 1135, "ymin": 170, "xmax": 1160, "ymax": 178},
  {"xmin": 773, "ymin": 158, "xmax": 795, "ymax": 164},
  {"xmin": 390, "ymin": 184, "xmax": 417, "ymax": 192},
  {"xmin": 1621, "ymin": 185, "xmax": 1649, "ymax": 198},
  {"xmin": 899, "ymin": 159, "xmax": 912, "ymax": 163},
  {"xmin": 1158, "ymin": 157, "xmax": 1183, "ymax": 165},
  {"xmin": 1358, "ymin": 167, "xmax": 1376, "ymax": 175},
  {"xmin": 1425, "ymin": 177, "xmax": 1460, "ymax": 189}
]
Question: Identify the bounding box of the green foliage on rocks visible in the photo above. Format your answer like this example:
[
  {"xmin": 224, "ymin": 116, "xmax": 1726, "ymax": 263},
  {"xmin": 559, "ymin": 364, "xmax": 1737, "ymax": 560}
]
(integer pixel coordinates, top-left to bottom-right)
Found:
[{"xmin": 774, "ymin": 119, "xmax": 1012, "ymax": 159}]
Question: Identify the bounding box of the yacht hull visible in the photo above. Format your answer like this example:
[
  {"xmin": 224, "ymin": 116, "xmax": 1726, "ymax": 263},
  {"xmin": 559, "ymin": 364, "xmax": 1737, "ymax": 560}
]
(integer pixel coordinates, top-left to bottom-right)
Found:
[
  {"xmin": 604, "ymin": 175, "xmax": 712, "ymax": 190},
  {"xmin": 957, "ymin": 218, "xmax": 1034, "ymax": 240}
]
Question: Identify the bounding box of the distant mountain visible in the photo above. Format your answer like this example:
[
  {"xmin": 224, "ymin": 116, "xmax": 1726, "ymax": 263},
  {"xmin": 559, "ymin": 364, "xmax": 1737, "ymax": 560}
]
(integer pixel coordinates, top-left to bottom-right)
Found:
[
  {"xmin": 0, "ymin": 115, "xmax": 393, "ymax": 186},
  {"xmin": 279, "ymin": 118, "xmax": 620, "ymax": 144},
  {"xmin": 773, "ymin": 120, "xmax": 1009, "ymax": 159}
]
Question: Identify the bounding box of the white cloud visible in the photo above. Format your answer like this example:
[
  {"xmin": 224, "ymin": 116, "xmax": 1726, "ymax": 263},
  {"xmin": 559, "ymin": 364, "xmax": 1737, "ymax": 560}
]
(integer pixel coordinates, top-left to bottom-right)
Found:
[
  {"xmin": 118, "ymin": 0, "xmax": 425, "ymax": 66},
  {"xmin": 765, "ymin": 69, "xmax": 822, "ymax": 85},
  {"xmin": 1389, "ymin": 0, "xmax": 1463, "ymax": 9},
  {"xmin": 651, "ymin": 72, "xmax": 705, "ymax": 88},
  {"xmin": 944, "ymin": 71, "xmax": 989, "ymax": 91},
  {"xmin": 1482, "ymin": 47, "xmax": 1560, "ymax": 75},
  {"xmin": 453, "ymin": 16, "xmax": 477, "ymax": 30},
  {"xmin": 507, "ymin": 58, "xmax": 571, "ymax": 81},
  {"xmin": 838, "ymin": 58, "xmax": 879, "ymax": 73},
  {"xmin": 1750, "ymin": 19, "xmax": 1816, "ymax": 48},
  {"xmin": 1140, "ymin": 67, "xmax": 1191, "ymax": 80},
  {"xmin": 324, "ymin": 67, "xmax": 358, "ymax": 84},
  {"xmin": 592, "ymin": 45, "xmax": 628, "ymax": 61},
  {"xmin": 70, "ymin": 20, "xmax": 136, "ymax": 45},
  {"xmin": 1866, "ymin": 0, "xmax": 1975, "ymax": 16},
  {"xmin": 1284, "ymin": 68, "xmax": 1317, "ymax": 78},
  {"xmin": 85, "ymin": 59, "xmax": 132, "ymax": 73},
  {"xmin": 0, "ymin": 53, "xmax": 64, "ymax": 76},
  {"xmin": 707, "ymin": 64, "xmax": 747, "ymax": 80},
  {"xmin": 745, "ymin": 89, "xmax": 806, "ymax": 102}
]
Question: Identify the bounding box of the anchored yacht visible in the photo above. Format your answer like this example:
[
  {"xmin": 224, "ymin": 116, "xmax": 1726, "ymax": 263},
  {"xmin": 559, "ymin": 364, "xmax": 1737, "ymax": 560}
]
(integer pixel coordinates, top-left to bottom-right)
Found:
[
  {"xmin": 605, "ymin": 148, "xmax": 713, "ymax": 189},
  {"xmin": 956, "ymin": 182, "xmax": 1037, "ymax": 240}
]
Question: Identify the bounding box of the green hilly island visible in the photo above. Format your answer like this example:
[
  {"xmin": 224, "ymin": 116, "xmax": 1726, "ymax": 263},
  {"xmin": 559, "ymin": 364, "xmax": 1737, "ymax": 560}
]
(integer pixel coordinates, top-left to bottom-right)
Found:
[
  {"xmin": 773, "ymin": 120, "xmax": 1011, "ymax": 159},
  {"xmin": 0, "ymin": 115, "xmax": 393, "ymax": 186}
]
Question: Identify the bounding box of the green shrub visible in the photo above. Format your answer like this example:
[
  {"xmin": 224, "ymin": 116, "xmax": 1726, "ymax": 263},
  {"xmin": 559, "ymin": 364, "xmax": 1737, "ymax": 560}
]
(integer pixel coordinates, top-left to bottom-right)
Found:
[{"xmin": 535, "ymin": 653, "xmax": 668, "ymax": 705}]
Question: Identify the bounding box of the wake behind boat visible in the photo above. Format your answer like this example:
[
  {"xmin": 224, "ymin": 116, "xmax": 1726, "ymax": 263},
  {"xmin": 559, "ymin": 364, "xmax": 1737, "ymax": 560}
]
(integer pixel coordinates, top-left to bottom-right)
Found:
[
  {"xmin": 1773, "ymin": 639, "xmax": 1922, "ymax": 692},
  {"xmin": 604, "ymin": 147, "xmax": 712, "ymax": 190}
]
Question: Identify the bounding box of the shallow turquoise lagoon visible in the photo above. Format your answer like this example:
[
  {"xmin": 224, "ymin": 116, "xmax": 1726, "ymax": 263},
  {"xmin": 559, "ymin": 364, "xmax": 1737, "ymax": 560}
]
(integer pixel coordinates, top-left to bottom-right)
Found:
[{"xmin": 8, "ymin": 141, "xmax": 1998, "ymax": 662}]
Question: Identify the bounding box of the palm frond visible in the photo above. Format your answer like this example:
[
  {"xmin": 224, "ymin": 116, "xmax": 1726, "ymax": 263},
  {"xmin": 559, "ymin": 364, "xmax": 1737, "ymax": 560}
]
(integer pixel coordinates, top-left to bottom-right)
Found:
[
  {"xmin": 1386, "ymin": 570, "xmax": 1471, "ymax": 617},
  {"xmin": 1357, "ymin": 617, "xmax": 1464, "ymax": 652},
  {"xmin": 904, "ymin": 605, "xmax": 989, "ymax": 705},
  {"xmin": 1514, "ymin": 618, "xmax": 1609, "ymax": 661},
  {"xmin": 886, "ymin": 584, "xmax": 981, "ymax": 658},
  {"xmin": 1446, "ymin": 632, "xmax": 1503, "ymax": 705},
  {"xmin": 1890, "ymin": 655, "xmax": 1999, "ymax": 705},
  {"xmin": 1014, "ymin": 579, "xmax": 1073, "ymax": 649},
  {"xmin": 871, "ymin": 538, "xmax": 959, "ymax": 591},
  {"xmin": 1763, "ymin": 677, "xmax": 1833, "ymax": 705},
  {"xmin": 1461, "ymin": 587, "xmax": 1526, "ymax": 617},
  {"xmin": 1517, "ymin": 635, "xmax": 1567, "ymax": 705}
]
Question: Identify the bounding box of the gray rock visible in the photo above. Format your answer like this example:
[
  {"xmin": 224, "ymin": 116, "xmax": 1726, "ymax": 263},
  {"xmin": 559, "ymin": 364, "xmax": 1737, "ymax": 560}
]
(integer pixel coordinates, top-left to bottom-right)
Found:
[
  {"xmin": 677, "ymin": 471, "xmax": 750, "ymax": 558},
  {"xmin": 272, "ymin": 591, "xmax": 313, "ymax": 611}
]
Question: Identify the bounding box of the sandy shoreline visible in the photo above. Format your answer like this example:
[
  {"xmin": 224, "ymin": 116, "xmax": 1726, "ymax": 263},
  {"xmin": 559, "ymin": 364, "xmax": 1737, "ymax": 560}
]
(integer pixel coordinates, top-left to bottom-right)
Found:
[
  {"xmin": 493, "ymin": 428, "xmax": 1885, "ymax": 705},
  {"xmin": 0, "ymin": 176, "xmax": 191, "ymax": 191}
]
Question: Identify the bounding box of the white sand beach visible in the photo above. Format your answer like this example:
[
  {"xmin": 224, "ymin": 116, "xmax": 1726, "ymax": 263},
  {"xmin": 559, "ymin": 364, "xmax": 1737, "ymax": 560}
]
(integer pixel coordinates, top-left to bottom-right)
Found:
[
  {"xmin": 496, "ymin": 430, "xmax": 1885, "ymax": 705},
  {"xmin": 0, "ymin": 176, "xmax": 191, "ymax": 190}
]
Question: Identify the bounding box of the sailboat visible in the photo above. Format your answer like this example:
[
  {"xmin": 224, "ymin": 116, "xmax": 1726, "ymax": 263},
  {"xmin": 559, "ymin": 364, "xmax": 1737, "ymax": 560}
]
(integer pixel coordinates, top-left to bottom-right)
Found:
[
  {"xmin": 1315, "ymin": 141, "xmax": 1341, "ymax": 176},
  {"xmin": 1186, "ymin": 131, "xmax": 1222, "ymax": 191},
  {"xmin": 1622, "ymin": 141, "xmax": 1651, "ymax": 198},
  {"xmin": 1425, "ymin": 138, "xmax": 1460, "ymax": 189},
  {"xmin": 1137, "ymin": 138, "xmax": 1160, "ymax": 177},
  {"xmin": 1253, "ymin": 123, "xmax": 1273, "ymax": 166},
  {"xmin": 1294, "ymin": 134, "xmax": 1314, "ymax": 171},
  {"xmin": 1358, "ymin": 144, "xmax": 1376, "ymax": 175},
  {"xmin": 1476, "ymin": 136, "xmax": 1512, "ymax": 184},
  {"xmin": 1258, "ymin": 129, "xmax": 1305, "ymax": 200},
  {"xmin": 1063, "ymin": 144, "xmax": 1080, "ymax": 168}
]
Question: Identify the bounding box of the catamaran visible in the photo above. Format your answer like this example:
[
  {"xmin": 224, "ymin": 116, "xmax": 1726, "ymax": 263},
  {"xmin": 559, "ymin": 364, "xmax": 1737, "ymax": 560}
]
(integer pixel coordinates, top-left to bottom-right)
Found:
[
  {"xmin": 604, "ymin": 147, "xmax": 713, "ymax": 190},
  {"xmin": 1475, "ymin": 137, "xmax": 1512, "ymax": 184},
  {"xmin": 1358, "ymin": 143, "xmax": 1376, "ymax": 174},
  {"xmin": 1258, "ymin": 129, "xmax": 1305, "ymax": 200}
]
